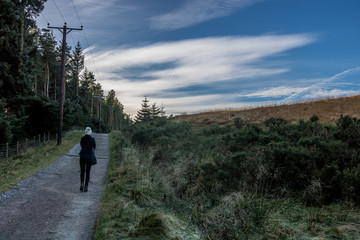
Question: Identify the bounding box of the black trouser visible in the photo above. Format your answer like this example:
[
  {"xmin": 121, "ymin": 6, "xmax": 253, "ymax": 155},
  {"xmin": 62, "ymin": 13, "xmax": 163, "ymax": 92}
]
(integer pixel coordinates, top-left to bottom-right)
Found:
[{"xmin": 80, "ymin": 158, "xmax": 92, "ymax": 185}]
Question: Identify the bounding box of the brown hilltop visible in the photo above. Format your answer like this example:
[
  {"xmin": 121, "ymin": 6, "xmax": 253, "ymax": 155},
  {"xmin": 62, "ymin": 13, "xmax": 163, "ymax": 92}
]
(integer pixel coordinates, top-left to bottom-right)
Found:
[{"xmin": 175, "ymin": 95, "xmax": 360, "ymax": 126}]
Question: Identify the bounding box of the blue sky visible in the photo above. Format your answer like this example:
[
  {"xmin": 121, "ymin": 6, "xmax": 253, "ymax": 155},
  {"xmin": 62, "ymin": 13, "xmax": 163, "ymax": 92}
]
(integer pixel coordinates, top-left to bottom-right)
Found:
[{"xmin": 37, "ymin": 0, "xmax": 360, "ymax": 115}]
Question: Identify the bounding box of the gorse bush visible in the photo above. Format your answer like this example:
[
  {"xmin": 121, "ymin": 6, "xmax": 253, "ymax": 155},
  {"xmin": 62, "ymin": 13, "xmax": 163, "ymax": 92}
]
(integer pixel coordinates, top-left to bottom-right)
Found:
[
  {"xmin": 116, "ymin": 115, "xmax": 360, "ymax": 238},
  {"xmin": 165, "ymin": 116, "xmax": 358, "ymax": 205},
  {"xmin": 131, "ymin": 119, "xmax": 192, "ymax": 148}
]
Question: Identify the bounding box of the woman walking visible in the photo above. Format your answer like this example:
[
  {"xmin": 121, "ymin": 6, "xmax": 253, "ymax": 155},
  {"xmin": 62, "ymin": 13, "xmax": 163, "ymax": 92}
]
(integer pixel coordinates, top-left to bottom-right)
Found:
[{"xmin": 79, "ymin": 127, "xmax": 96, "ymax": 192}]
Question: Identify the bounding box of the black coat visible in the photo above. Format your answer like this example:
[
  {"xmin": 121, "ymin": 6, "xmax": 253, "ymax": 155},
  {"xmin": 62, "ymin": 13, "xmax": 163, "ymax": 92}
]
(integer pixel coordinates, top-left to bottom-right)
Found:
[{"xmin": 80, "ymin": 134, "xmax": 96, "ymax": 161}]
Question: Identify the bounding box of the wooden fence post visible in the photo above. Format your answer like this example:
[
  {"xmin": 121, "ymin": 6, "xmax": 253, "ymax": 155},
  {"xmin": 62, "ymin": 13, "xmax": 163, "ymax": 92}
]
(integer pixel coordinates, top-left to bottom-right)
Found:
[
  {"xmin": 38, "ymin": 134, "xmax": 41, "ymax": 145},
  {"xmin": 6, "ymin": 143, "xmax": 9, "ymax": 158},
  {"xmin": 17, "ymin": 141, "xmax": 19, "ymax": 155},
  {"xmin": 26, "ymin": 138, "xmax": 28, "ymax": 149},
  {"xmin": 34, "ymin": 136, "xmax": 36, "ymax": 147},
  {"xmin": 44, "ymin": 133, "xmax": 46, "ymax": 143}
]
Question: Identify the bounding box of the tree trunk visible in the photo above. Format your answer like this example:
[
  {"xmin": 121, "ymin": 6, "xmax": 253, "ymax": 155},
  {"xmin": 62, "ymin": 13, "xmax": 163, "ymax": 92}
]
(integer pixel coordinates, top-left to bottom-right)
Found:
[
  {"xmin": 46, "ymin": 58, "xmax": 49, "ymax": 97},
  {"xmin": 91, "ymin": 97, "xmax": 93, "ymax": 115},
  {"xmin": 54, "ymin": 72, "xmax": 57, "ymax": 100},
  {"xmin": 18, "ymin": 2, "xmax": 25, "ymax": 84}
]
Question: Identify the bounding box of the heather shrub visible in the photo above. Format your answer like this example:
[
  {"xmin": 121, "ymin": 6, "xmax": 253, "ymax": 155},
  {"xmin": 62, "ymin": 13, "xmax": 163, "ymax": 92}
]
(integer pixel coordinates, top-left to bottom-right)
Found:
[{"xmin": 109, "ymin": 114, "xmax": 360, "ymax": 239}]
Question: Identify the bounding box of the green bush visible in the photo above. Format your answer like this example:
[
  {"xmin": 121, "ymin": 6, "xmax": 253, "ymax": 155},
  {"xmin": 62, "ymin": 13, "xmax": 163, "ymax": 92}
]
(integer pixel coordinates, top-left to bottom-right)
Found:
[
  {"xmin": 110, "ymin": 115, "xmax": 360, "ymax": 239},
  {"xmin": 126, "ymin": 115, "xmax": 360, "ymax": 207},
  {"xmin": 234, "ymin": 117, "xmax": 244, "ymax": 130}
]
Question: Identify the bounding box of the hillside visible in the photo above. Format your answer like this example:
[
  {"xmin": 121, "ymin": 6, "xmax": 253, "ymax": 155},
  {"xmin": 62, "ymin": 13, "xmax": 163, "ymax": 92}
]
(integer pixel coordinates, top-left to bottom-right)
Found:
[{"xmin": 176, "ymin": 95, "xmax": 360, "ymax": 125}]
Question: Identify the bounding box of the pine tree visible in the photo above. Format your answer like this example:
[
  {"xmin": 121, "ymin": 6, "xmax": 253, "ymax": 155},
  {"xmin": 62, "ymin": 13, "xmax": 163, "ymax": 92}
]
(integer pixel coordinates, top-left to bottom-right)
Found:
[
  {"xmin": 135, "ymin": 97, "xmax": 151, "ymax": 122},
  {"xmin": 150, "ymin": 103, "xmax": 161, "ymax": 119},
  {"xmin": 0, "ymin": 0, "xmax": 26, "ymax": 98},
  {"xmin": 79, "ymin": 68, "xmax": 96, "ymax": 115},
  {"xmin": 39, "ymin": 30, "xmax": 57, "ymax": 97},
  {"xmin": 160, "ymin": 103, "xmax": 166, "ymax": 117},
  {"xmin": 68, "ymin": 41, "xmax": 84, "ymax": 102},
  {"xmin": 0, "ymin": 0, "xmax": 47, "ymax": 98},
  {"xmin": 0, "ymin": 0, "xmax": 131, "ymax": 141},
  {"xmin": 105, "ymin": 90, "xmax": 116, "ymax": 129}
]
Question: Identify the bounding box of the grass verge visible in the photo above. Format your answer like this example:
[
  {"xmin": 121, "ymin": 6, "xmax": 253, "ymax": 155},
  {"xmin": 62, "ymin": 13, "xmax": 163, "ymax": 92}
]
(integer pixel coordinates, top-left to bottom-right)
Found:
[
  {"xmin": 0, "ymin": 130, "xmax": 83, "ymax": 193},
  {"xmin": 95, "ymin": 131, "xmax": 201, "ymax": 240}
]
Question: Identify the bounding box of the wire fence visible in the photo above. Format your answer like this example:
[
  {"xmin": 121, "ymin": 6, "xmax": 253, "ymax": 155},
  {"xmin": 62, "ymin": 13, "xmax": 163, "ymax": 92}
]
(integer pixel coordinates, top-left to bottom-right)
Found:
[{"xmin": 0, "ymin": 126, "xmax": 83, "ymax": 161}]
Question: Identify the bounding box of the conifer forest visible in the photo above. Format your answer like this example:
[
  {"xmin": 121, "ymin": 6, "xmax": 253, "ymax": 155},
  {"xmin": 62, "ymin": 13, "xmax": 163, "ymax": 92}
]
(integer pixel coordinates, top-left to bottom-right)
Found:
[{"xmin": 0, "ymin": 0, "xmax": 129, "ymax": 144}]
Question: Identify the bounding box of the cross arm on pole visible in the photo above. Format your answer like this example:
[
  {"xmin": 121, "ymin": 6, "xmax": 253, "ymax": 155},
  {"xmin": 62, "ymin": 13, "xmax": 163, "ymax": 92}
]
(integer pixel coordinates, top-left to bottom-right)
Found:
[
  {"xmin": 47, "ymin": 23, "xmax": 83, "ymax": 34},
  {"xmin": 48, "ymin": 22, "xmax": 83, "ymax": 145}
]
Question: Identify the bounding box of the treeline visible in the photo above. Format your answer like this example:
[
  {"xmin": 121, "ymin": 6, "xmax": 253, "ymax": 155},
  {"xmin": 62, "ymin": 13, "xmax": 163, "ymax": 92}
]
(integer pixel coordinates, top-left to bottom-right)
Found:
[{"xmin": 0, "ymin": 0, "xmax": 129, "ymax": 143}]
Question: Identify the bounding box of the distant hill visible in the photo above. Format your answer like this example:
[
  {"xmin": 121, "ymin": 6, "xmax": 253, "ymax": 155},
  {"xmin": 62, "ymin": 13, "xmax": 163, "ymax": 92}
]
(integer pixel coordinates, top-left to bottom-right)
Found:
[{"xmin": 176, "ymin": 95, "xmax": 360, "ymax": 126}]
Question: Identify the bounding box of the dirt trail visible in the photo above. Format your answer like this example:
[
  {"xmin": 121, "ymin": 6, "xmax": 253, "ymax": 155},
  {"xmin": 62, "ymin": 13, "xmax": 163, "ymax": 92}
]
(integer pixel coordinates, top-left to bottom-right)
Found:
[{"xmin": 0, "ymin": 133, "xmax": 110, "ymax": 240}]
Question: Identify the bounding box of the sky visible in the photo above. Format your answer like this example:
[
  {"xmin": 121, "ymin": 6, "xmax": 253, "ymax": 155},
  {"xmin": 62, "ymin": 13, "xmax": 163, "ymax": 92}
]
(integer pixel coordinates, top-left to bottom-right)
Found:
[{"xmin": 36, "ymin": 0, "xmax": 360, "ymax": 116}]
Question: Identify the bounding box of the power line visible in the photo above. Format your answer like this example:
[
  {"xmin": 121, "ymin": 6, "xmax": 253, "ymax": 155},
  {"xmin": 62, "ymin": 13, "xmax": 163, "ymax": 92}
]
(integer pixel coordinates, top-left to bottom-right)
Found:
[
  {"xmin": 69, "ymin": 33, "xmax": 77, "ymax": 46},
  {"xmin": 82, "ymin": 32, "xmax": 103, "ymax": 82},
  {"xmin": 28, "ymin": 0, "xmax": 49, "ymax": 24},
  {"xmin": 40, "ymin": 12, "xmax": 49, "ymax": 24},
  {"xmin": 68, "ymin": 0, "xmax": 102, "ymax": 82},
  {"xmin": 70, "ymin": 0, "xmax": 83, "ymax": 27},
  {"xmin": 51, "ymin": 0, "xmax": 66, "ymax": 23},
  {"xmin": 39, "ymin": 12, "xmax": 49, "ymax": 25}
]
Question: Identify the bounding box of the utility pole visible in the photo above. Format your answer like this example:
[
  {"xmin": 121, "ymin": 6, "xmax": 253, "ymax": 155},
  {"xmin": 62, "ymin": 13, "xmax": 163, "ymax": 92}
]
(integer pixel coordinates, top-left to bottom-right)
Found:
[
  {"xmin": 48, "ymin": 23, "xmax": 82, "ymax": 145},
  {"xmin": 93, "ymin": 95, "xmax": 104, "ymax": 133}
]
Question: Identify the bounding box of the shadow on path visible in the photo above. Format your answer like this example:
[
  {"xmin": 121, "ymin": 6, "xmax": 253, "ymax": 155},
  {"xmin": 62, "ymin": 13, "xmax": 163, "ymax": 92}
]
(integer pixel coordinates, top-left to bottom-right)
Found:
[{"xmin": 0, "ymin": 133, "xmax": 110, "ymax": 240}]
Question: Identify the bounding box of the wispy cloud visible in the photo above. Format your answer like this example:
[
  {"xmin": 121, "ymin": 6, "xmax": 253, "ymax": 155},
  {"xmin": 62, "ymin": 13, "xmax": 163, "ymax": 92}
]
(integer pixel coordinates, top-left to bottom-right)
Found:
[
  {"xmin": 73, "ymin": 0, "xmax": 137, "ymax": 17},
  {"xmin": 87, "ymin": 34, "xmax": 315, "ymax": 114},
  {"xmin": 241, "ymin": 86, "xmax": 309, "ymax": 98},
  {"xmin": 302, "ymin": 89, "xmax": 359, "ymax": 99},
  {"xmin": 282, "ymin": 67, "xmax": 360, "ymax": 102},
  {"xmin": 150, "ymin": 0, "xmax": 260, "ymax": 30}
]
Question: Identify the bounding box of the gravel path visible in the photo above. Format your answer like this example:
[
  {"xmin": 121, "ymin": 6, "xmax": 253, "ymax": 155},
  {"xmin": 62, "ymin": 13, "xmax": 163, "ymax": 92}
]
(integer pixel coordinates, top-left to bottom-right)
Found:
[{"xmin": 0, "ymin": 133, "xmax": 110, "ymax": 240}]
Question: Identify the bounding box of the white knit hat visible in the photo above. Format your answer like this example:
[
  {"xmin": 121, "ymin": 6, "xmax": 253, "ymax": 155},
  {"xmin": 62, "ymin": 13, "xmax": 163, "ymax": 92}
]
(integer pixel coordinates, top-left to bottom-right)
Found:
[{"xmin": 85, "ymin": 127, "xmax": 92, "ymax": 135}]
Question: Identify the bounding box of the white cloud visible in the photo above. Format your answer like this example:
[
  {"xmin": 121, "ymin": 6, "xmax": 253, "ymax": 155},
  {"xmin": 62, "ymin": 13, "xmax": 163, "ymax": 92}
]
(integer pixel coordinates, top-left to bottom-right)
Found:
[
  {"xmin": 73, "ymin": 0, "xmax": 130, "ymax": 16},
  {"xmin": 86, "ymin": 34, "xmax": 315, "ymax": 115},
  {"xmin": 302, "ymin": 89, "xmax": 359, "ymax": 99},
  {"xmin": 241, "ymin": 86, "xmax": 308, "ymax": 98},
  {"xmin": 151, "ymin": 0, "xmax": 260, "ymax": 30}
]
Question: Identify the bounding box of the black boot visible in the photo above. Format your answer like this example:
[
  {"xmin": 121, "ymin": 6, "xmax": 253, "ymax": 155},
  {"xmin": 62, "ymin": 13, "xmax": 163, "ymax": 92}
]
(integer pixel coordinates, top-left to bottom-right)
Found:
[
  {"xmin": 84, "ymin": 185, "xmax": 88, "ymax": 192},
  {"xmin": 80, "ymin": 183, "xmax": 84, "ymax": 191}
]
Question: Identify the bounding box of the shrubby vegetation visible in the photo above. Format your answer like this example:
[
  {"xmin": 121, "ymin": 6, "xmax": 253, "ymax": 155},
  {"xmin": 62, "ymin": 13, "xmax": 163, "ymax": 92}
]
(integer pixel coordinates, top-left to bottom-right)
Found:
[
  {"xmin": 130, "ymin": 114, "xmax": 360, "ymax": 206},
  {"xmin": 102, "ymin": 114, "xmax": 360, "ymax": 239}
]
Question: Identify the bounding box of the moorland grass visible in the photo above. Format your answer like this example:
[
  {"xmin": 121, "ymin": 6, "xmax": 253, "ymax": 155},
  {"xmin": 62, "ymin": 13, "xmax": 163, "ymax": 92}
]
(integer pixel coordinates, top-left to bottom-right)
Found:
[
  {"xmin": 0, "ymin": 130, "xmax": 82, "ymax": 193},
  {"xmin": 96, "ymin": 119, "xmax": 360, "ymax": 239}
]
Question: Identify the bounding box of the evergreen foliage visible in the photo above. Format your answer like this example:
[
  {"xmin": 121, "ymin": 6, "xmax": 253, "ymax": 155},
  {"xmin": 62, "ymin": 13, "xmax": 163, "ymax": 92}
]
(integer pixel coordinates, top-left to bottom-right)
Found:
[
  {"xmin": 150, "ymin": 103, "xmax": 161, "ymax": 119},
  {"xmin": 135, "ymin": 97, "xmax": 165, "ymax": 123},
  {"xmin": 135, "ymin": 97, "xmax": 151, "ymax": 122},
  {"xmin": 67, "ymin": 41, "xmax": 84, "ymax": 102},
  {"xmin": 0, "ymin": 2, "xmax": 130, "ymax": 143}
]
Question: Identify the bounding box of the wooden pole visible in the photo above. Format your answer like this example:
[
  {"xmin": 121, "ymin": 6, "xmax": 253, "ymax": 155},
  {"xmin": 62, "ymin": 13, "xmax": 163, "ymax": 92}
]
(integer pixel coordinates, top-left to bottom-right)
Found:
[{"xmin": 48, "ymin": 23, "xmax": 82, "ymax": 145}]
